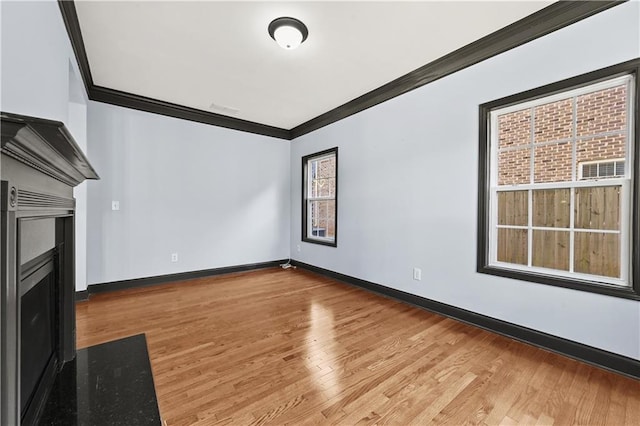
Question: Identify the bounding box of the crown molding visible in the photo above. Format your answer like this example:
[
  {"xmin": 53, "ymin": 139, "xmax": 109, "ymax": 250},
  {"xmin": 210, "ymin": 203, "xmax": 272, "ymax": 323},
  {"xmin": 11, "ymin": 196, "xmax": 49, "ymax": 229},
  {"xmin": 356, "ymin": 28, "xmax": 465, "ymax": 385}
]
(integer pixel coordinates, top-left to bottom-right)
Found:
[
  {"xmin": 290, "ymin": 0, "xmax": 626, "ymax": 138},
  {"xmin": 58, "ymin": 0, "xmax": 625, "ymax": 141},
  {"xmin": 58, "ymin": 0, "xmax": 94, "ymax": 94},
  {"xmin": 89, "ymin": 86, "xmax": 291, "ymax": 140},
  {"xmin": 57, "ymin": 0, "xmax": 291, "ymax": 140}
]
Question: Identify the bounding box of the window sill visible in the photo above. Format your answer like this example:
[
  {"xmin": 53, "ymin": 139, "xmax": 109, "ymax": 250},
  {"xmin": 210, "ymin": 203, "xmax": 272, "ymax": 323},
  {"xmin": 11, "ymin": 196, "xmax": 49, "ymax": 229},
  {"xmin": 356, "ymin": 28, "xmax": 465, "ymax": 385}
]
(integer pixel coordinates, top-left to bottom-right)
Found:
[
  {"xmin": 302, "ymin": 237, "xmax": 337, "ymax": 248},
  {"xmin": 477, "ymin": 265, "xmax": 640, "ymax": 300}
]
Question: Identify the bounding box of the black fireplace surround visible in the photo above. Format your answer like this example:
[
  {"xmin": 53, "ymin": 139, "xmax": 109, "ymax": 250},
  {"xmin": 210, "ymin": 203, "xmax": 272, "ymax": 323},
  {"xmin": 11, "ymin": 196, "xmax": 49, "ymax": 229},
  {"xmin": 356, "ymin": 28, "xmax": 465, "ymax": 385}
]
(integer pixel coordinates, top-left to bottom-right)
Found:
[
  {"xmin": 20, "ymin": 249, "xmax": 58, "ymax": 423},
  {"xmin": 1, "ymin": 112, "xmax": 99, "ymax": 425}
]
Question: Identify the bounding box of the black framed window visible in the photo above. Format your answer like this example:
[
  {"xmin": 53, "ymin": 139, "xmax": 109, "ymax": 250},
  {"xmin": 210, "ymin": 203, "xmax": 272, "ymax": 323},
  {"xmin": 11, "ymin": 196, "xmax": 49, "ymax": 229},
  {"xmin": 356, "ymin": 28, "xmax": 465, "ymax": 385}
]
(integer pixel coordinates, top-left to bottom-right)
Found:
[
  {"xmin": 478, "ymin": 59, "xmax": 640, "ymax": 300},
  {"xmin": 302, "ymin": 147, "xmax": 338, "ymax": 246}
]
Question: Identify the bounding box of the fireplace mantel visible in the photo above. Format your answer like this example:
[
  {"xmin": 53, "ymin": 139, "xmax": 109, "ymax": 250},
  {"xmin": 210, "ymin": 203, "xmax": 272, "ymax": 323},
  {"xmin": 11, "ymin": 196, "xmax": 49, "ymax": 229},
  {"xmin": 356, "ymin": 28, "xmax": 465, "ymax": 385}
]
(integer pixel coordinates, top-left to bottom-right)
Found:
[
  {"xmin": 1, "ymin": 112, "xmax": 99, "ymax": 187},
  {"xmin": 1, "ymin": 111, "xmax": 99, "ymax": 425}
]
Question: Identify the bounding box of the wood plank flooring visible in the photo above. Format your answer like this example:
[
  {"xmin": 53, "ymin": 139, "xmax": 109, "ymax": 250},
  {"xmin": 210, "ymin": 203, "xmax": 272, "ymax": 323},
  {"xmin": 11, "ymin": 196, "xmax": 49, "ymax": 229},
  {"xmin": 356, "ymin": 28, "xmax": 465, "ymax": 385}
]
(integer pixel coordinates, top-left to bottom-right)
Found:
[{"xmin": 76, "ymin": 268, "xmax": 640, "ymax": 425}]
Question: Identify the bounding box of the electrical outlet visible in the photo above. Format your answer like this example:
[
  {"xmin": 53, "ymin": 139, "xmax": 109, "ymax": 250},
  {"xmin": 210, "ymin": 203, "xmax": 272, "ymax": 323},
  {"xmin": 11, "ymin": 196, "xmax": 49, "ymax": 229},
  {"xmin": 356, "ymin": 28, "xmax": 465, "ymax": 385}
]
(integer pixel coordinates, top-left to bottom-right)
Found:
[
  {"xmin": 171, "ymin": 253, "xmax": 178, "ymax": 263},
  {"xmin": 111, "ymin": 200, "xmax": 120, "ymax": 211},
  {"xmin": 297, "ymin": 244, "xmax": 301, "ymax": 252},
  {"xmin": 413, "ymin": 267, "xmax": 422, "ymax": 281}
]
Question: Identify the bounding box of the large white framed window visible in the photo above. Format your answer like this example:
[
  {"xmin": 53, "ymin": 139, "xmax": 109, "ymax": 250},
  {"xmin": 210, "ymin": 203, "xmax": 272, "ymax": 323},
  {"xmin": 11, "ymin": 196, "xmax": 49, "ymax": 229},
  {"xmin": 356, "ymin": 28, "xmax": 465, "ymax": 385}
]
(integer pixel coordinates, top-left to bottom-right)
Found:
[
  {"xmin": 302, "ymin": 148, "xmax": 338, "ymax": 246},
  {"xmin": 478, "ymin": 60, "xmax": 640, "ymax": 300}
]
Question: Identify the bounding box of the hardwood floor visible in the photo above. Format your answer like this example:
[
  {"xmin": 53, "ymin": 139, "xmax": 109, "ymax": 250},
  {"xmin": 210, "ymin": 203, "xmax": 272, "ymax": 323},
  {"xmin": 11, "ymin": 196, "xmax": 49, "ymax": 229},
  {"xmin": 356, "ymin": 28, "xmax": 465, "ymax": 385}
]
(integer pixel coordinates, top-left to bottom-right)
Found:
[{"xmin": 76, "ymin": 268, "xmax": 639, "ymax": 425}]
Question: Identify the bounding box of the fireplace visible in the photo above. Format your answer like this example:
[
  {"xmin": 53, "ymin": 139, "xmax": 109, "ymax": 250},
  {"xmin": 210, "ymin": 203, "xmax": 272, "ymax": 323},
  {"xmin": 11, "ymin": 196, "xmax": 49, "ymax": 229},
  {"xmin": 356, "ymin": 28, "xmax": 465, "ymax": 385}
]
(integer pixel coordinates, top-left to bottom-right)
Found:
[{"xmin": 1, "ymin": 112, "xmax": 99, "ymax": 425}]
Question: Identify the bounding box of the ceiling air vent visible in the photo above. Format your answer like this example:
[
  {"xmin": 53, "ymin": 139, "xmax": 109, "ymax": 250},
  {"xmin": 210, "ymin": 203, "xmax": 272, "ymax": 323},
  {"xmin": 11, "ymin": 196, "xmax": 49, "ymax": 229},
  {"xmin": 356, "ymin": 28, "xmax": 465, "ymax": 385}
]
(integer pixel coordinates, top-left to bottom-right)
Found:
[{"xmin": 208, "ymin": 102, "xmax": 240, "ymax": 115}]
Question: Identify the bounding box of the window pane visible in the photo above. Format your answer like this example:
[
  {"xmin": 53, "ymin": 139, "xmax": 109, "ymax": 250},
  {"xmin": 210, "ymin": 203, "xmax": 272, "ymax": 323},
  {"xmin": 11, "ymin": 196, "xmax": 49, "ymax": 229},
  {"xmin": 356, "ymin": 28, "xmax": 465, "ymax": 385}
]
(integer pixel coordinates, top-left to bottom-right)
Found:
[
  {"xmin": 576, "ymin": 134, "xmax": 626, "ymax": 180},
  {"xmin": 497, "ymin": 228, "xmax": 527, "ymax": 265},
  {"xmin": 534, "ymin": 98, "xmax": 573, "ymax": 143},
  {"xmin": 576, "ymin": 85, "xmax": 627, "ymax": 137},
  {"xmin": 318, "ymin": 157, "xmax": 336, "ymax": 179},
  {"xmin": 309, "ymin": 161, "xmax": 317, "ymax": 197},
  {"xmin": 310, "ymin": 200, "xmax": 335, "ymax": 239},
  {"xmin": 575, "ymin": 186, "xmax": 620, "ymax": 230},
  {"xmin": 574, "ymin": 232, "xmax": 620, "ymax": 278},
  {"xmin": 581, "ymin": 163, "xmax": 598, "ymax": 179},
  {"xmin": 534, "ymin": 142, "xmax": 572, "ymax": 183},
  {"xmin": 497, "ymin": 191, "xmax": 528, "ymax": 226},
  {"xmin": 314, "ymin": 177, "xmax": 335, "ymax": 198},
  {"xmin": 498, "ymin": 109, "xmax": 530, "ymax": 148},
  {"xmin": 532, "ymin": 230, "xmax": 570, "ymax": 271},
  {"xmin": 310, "ymin": 176, "xmax": 317, "ymax": 198},
  {"xmin": 311, "ymin": 178, "xmax": 336, "ymax": 198},
  {"xmin": 599, "ymin": 162, "xmax": 615, "ymax": 177},
  {"xmin": 498, "ymin": 149, "xmax": 530, "ymax": 185},
  {"xmin": 532, "ymin": 189, "xmax": 570, "ymax": 228},
  {"xmin": 309, "ymin": 156, "xmax": 337, "ymax": 198},
  {"xmin": 325, "ymin": 219, "xmax": 335, "ymax": 240}
]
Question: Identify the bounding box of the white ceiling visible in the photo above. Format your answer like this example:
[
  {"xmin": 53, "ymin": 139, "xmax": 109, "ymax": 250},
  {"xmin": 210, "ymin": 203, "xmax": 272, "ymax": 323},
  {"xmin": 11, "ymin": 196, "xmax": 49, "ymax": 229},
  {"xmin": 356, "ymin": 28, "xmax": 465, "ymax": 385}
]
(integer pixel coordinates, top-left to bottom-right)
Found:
[{"xmin": 75, "ymin": 1, "xmax": 554, "ymax": 129}]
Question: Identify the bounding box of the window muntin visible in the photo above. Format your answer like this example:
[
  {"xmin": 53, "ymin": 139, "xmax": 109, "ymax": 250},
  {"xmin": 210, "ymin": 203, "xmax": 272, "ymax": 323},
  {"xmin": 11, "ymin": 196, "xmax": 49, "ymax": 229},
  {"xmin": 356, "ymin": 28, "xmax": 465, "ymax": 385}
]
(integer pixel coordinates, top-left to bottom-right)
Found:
[
  {"xmin": 302, "ymin": 148, "xmax": 337, "ymax": 246},
  {"xmin": 489, "ymin": 75, "xmax": 634, "ymax": 287}
]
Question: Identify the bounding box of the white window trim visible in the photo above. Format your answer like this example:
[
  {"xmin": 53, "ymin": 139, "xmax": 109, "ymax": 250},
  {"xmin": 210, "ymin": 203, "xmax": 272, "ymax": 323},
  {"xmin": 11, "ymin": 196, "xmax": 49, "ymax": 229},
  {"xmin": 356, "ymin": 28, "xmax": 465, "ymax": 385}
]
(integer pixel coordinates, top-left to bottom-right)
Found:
[{"xmin": 488, "ymin": 74, "xmax": 634, "ymax": 288}]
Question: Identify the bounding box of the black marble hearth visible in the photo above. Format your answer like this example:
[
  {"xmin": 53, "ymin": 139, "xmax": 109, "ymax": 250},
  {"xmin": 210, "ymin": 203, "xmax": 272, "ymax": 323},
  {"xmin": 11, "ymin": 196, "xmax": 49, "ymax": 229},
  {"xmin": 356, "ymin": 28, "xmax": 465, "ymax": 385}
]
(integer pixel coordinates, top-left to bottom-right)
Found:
[{"xmin": 39, "ymin": 334, "xmax": 161, "ymax": 426}]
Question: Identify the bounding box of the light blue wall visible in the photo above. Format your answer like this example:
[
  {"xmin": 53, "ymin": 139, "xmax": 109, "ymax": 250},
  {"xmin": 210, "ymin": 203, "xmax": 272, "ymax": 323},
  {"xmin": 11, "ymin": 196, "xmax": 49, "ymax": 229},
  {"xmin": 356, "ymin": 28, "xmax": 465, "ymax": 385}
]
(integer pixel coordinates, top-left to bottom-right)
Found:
[
  {"xmin": 290, "ymin": 2, "xmax": 640, "ymax": 359},
  {"xmin": 1, "ymin": 0, "xmax": 91, "ymax": 291},
  {"xmin": 1, "ymin": 0, "xmax": 291, "ymax": 288},
  {"xmin": 86, "ymin": 102, "xmax": 291, "ymax": 284},
  {"xmin": 0, "ymin": 0, "xmax": 81, "ymax": 122}
]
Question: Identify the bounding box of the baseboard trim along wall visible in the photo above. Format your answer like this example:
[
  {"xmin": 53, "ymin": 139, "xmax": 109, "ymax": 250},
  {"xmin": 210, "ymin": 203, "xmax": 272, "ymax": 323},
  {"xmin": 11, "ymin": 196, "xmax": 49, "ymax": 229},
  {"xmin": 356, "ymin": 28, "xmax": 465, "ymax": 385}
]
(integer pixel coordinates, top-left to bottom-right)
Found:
[
  {"xmin": 290, "ymin": 260, "xmax": 640, "ymax": 380},
  {"xmin": 81, "ymin": 259, "xmax": 288, "ymax": 298},
  {"xmin": 75, "ymin": 290, "xmax": 89, "ymax": 302}
]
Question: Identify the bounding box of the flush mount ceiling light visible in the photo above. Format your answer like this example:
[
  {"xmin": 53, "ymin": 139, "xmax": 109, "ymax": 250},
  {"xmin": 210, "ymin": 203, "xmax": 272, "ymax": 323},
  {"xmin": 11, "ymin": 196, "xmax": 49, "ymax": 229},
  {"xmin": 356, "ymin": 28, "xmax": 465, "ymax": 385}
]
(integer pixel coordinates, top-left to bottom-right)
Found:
[{"xmin": 268, "ymin": 17, "xmax": 308, "ymax": 50}]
